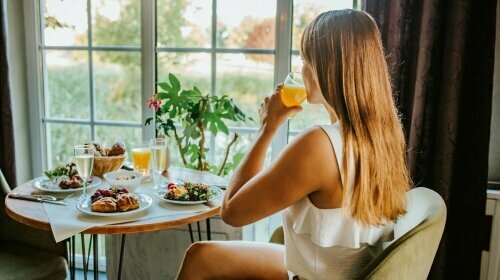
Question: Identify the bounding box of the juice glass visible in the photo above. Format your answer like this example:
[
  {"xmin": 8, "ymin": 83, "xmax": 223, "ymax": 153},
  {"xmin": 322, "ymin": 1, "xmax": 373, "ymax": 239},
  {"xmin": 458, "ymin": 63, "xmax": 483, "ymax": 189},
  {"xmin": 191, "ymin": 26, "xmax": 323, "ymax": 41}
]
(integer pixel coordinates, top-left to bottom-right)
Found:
[
  {"xmin": 281, "ymin": 72, "xmax": 307, "ymax": 107},
  {"xmin": 131, "ymin": 142, "xmax": 151, "ymax": 177}
]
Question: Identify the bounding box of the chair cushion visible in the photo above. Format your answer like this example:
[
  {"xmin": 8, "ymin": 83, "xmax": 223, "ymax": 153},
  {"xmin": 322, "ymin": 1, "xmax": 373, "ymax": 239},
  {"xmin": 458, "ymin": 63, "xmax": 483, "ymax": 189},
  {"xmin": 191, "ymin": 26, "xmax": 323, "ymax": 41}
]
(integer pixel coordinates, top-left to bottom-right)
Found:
[{"xmin": 0, "ymin": 241, "xmax": 68, "ymax": 280}]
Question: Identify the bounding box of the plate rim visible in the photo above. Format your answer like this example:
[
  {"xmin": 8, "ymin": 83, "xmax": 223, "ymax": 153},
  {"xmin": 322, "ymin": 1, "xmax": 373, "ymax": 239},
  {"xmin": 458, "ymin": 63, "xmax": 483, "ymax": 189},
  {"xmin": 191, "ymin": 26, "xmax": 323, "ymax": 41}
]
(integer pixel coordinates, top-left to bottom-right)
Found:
[
  {"xmin": 155, "ymin": 185, "xmax": 223, "ymax": 205},
  {"xmin": 76, "ymin": 192, "xmax": 153, "ymax": 216},
  {"xmin": 32, "ymin": 176, "xmax": 102, "ymax": 193}
]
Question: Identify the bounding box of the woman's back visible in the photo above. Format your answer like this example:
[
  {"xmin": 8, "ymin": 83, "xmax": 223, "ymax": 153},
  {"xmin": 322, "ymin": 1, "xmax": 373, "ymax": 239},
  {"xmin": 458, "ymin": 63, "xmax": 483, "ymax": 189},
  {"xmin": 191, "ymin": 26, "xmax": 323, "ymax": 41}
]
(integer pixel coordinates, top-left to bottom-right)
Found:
[{"xmin": 283, "ymin": 123, "xmax": 394, "ymax": 280}]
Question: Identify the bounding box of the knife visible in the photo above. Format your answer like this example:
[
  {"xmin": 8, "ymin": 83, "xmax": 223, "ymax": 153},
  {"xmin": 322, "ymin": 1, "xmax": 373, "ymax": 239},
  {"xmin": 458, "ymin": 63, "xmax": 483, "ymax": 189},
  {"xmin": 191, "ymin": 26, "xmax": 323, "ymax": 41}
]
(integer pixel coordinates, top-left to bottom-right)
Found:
[{"xmin": 8, "ymin": 193, "xmax": 67, "ymax": 205}]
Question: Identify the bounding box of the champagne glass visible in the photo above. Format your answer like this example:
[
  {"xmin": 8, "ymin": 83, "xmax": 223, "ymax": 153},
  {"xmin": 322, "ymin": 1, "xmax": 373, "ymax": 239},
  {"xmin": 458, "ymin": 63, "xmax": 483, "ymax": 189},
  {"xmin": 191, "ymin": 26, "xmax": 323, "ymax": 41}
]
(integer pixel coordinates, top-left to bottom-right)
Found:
[
  {"xmin": 150, "ymin": 138, "xmax": 168, "ymax": 190},
  {"xmin": 74, "ymin": 145, "xmax": 95, "ymax": 199},
  {"xmin": 281, "ymin": 72, "xmax": 307, "ymax": 118}
]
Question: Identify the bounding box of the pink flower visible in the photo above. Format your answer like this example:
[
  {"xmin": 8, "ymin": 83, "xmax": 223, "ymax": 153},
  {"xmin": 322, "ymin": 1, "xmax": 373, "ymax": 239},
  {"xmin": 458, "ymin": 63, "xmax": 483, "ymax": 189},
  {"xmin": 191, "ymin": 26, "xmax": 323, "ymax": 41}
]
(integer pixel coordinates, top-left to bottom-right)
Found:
[{"xmin": 147, "ymin": 93, "xmax": 162, "ymax": 111}]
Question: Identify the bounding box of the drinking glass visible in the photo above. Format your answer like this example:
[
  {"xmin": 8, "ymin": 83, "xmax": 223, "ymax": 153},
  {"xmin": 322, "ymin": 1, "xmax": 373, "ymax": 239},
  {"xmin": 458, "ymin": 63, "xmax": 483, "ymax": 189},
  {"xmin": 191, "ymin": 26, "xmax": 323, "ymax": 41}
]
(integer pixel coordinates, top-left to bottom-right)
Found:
[
  {"xmin": 150, "ymin": 138, "xmax": 168, "ymax": 190},
  {"xmin": 74, "ymin": 145, "xmax": 94, "ymax": 199},
  {"xmin": 131, "ymin": 141, "xmax": 151, "ymax": 177},
  {"xmin": 281, "ymin": 72, "xmax": 307, "ymax": 107}
]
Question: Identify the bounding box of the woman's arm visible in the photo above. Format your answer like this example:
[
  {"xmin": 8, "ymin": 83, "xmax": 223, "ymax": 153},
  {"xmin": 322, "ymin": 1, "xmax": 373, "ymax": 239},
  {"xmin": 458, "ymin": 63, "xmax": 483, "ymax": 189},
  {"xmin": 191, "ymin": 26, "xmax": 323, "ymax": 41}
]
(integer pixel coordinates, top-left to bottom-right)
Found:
[{"xmin": 220, "ymin": 87, "xmax": 337, "ymax": 227}]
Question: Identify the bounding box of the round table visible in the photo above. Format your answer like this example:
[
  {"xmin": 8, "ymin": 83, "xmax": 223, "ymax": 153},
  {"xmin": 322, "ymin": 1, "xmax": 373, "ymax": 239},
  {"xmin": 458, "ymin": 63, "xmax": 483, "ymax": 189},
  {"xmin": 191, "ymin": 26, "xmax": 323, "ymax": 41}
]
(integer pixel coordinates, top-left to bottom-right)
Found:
[{"xmin": 5, "ymin": 166, "xmax": 227, "ymax": 280}]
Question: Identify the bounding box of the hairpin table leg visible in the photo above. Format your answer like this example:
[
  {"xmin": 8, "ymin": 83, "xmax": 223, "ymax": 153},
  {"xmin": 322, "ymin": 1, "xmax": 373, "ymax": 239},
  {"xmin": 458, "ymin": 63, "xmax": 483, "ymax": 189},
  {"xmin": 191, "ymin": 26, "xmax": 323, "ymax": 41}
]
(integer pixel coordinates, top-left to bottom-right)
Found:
[
  {"xmin": 81, "ymin": 234, "xmax": 87, "ymax": 280},
  {"xmin": 196, "ymin": 221, "xmax": 202, "ymax": 241},
  {"xmin": 72, "ymin": 236, "xmax": 76, "ymax": 280},
  {"xmin": 206, "ymin": 218, "xmax": 211, "ymax": 240},
  {"xmin": 93, "ymin": 235, "xmax": 99, "ymax": 279},
  {"xmin": 117, "ymin": 234, "xmax": 126, "ymax": 280},
  {"xmin": 188, "ymin": 223, "xmax": 194, "ymax": 243}
]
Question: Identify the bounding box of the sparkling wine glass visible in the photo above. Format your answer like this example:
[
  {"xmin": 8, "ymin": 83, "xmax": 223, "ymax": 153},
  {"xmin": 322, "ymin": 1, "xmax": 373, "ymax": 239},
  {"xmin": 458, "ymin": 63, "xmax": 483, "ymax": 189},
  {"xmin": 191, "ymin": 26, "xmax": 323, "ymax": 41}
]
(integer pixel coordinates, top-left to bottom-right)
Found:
[
  {"xmin": 150, "ymin": 138, "xmax": 168, "ymax": 190},
  {"xmin": 74, "ymin": 145, "xmax": 94, "ymax": 199}
]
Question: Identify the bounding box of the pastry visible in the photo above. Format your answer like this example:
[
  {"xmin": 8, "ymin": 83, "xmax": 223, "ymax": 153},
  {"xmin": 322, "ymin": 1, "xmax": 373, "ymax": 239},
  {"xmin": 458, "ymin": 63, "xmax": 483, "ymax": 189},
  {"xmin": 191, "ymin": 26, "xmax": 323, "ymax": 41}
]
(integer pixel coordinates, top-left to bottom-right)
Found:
[
  {"xmin": 108, "ymin": 142, "xmax": 126, "ymax": 156},
  {"xmin": 91, "ymin": 197, "xmax": 117, "ymax": 212},
  {"xmin": 116, "ymin": 193, "xmax": 140, "ymax": 212}
]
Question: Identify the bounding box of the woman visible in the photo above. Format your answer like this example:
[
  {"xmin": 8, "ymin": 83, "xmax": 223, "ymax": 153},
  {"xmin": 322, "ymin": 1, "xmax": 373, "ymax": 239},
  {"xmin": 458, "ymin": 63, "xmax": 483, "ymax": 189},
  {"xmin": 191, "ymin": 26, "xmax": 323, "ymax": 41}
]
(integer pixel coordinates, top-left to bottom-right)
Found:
[{"xmin": 177, "ymin": 9, "xmax": 410, "ymax": 280}]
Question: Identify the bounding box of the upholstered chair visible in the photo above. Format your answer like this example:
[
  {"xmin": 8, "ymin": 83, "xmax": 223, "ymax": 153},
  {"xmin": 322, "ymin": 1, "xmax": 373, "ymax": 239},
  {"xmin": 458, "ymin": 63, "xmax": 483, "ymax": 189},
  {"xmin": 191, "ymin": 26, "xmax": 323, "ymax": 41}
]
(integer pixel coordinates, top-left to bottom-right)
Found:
[{"xmin": 0, "ymin": 169, "xmax": 68, "ymax": 279}]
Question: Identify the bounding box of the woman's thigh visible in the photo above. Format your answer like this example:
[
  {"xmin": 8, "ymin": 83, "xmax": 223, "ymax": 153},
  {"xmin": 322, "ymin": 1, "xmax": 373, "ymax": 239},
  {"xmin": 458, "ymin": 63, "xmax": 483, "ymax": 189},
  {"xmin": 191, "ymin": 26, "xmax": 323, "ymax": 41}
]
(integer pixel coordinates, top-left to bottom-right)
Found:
[{"xmin": 177, "ymin": 240, "xmax": 288, "ymax": 280}]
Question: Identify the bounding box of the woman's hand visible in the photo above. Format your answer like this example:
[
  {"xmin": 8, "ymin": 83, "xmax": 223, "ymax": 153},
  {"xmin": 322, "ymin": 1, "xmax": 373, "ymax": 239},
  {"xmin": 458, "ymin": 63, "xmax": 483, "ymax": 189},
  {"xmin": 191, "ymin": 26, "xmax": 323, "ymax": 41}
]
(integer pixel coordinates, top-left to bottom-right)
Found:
[{"xmin": 259, "ymin": 84, "xmax": 303, "ymax": 134}]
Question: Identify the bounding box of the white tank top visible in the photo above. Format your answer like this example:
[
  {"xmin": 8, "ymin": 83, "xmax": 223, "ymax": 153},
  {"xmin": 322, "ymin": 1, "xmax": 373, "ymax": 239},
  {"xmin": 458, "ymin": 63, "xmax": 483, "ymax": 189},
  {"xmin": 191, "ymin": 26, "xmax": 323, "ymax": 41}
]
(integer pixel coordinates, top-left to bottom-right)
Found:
[{"xmin": 282, "ymin": 123, "xmax": 394, "ymax": 280}]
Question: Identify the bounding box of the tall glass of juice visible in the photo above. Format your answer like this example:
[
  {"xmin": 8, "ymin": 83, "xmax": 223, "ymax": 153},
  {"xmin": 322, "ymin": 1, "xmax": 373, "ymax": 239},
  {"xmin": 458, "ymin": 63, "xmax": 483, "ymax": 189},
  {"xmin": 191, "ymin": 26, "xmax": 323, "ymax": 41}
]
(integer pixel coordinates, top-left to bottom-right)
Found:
[
  {"xmin": 131, "ymin": 141, "xmax": 151, "ymax": 177},
  {"xmin": 281, "ymin": 72, "xmax": 307, "ymax": 108}
]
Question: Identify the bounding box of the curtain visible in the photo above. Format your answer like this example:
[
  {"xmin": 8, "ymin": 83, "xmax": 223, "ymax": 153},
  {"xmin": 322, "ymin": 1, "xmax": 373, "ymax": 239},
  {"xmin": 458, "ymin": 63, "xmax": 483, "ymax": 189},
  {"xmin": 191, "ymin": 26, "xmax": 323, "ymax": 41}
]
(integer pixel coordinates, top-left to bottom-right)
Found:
[
  {"xmin": 362, "ymin": 0, "xmax": 496, "ymax": 278},
  {"xmin": 0, "ymin": 0, "xmax": 16, "ymax": 188}
]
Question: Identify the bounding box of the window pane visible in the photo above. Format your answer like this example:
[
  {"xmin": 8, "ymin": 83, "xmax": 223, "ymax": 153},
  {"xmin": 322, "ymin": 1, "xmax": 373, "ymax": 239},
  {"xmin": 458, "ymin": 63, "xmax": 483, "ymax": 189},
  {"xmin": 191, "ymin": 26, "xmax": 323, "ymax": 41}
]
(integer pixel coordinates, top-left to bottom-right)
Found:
[
  {"xmin": 213, "ymin": 132, "xmax": 271, "ymax": 178},
  {"xmin": 94, "ymin": 51, "xmax": 142, "ymax": 122},
  {"xmin": 292, "ymin": 0, "xmax": 353, "ymax": 50},
  {"xmin": 157, "ymin": 52, "xmax": 211, "ymax": 94},
  {"xmin": 92, "ymin": 0, "xmax": 141, "ymax": 46},
  {"xmin": 217, "ymin": 0, "xmax": 276, "ymax": 49},
  {"xmin": 46, "ymin": 50, "xmax": 90, "ymax": 119},
  {"xmin": 216, "ymin": 53, "xmax": 274, "ymax": 128},
  {"xmin": 44, "ymin": 0, "xmax": 88, "ymax": 46},
  {"xmin": 95, "ymin": 126, "xmax": 142, "ymax": 155},
  {"xmin": 47, "ymin": 123, "xmax": 91, "ymax": 168},
  {"xmin": 156, "ymin": 0, "xmax": 211, "ymax": 48}
]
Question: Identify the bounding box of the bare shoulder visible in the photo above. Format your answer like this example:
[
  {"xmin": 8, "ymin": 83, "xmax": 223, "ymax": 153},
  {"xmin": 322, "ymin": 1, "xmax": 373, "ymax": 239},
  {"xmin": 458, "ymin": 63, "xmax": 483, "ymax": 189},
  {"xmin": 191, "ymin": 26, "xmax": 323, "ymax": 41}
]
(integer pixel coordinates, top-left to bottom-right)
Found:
[{"xmin": 272, "ymin": 126, "xmax": 338, "ymax": 186}]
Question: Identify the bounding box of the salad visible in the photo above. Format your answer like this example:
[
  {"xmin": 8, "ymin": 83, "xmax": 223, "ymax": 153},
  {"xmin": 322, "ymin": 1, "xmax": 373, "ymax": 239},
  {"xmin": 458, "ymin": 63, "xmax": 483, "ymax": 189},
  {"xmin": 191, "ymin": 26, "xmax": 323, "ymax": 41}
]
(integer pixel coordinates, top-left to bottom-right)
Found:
[
  {"xmin": 43, "ymin": 163, "xmax": 92, "ymax": 189},
  {"xmin": 164, "ymin": 182, "xmax": 215, "ymax": 201}
]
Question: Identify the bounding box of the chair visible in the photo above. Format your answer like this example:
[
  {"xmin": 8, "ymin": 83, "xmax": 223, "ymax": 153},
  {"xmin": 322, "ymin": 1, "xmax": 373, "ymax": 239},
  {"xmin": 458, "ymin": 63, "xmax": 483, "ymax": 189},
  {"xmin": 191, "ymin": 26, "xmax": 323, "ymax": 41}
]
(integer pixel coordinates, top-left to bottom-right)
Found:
[
  {"xmin": 269, "ymin": 187, "xmax": 447, "ymax": 280},
  {"xmin": 0, "ymin": 168, "xmax": 68, "ymax": 280}
]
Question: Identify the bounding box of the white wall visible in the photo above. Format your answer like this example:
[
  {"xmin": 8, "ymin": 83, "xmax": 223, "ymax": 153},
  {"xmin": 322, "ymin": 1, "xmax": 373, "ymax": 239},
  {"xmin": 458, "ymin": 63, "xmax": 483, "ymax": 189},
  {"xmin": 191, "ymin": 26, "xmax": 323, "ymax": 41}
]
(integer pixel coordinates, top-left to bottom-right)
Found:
[{"xmin": 5, "ymin": 0, "xmax": 32, "ymax": 184}]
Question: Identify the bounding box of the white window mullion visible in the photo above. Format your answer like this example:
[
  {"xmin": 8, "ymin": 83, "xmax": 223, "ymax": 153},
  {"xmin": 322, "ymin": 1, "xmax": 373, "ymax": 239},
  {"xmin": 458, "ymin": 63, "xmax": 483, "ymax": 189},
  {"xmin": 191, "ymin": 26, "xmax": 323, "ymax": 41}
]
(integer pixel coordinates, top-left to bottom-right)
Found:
[
  {"xmin": 86, "ymin": 0, "xmax": 95, "ymax": 140},
  {"xmin": 141, "ymin": 0, "xmax": 156, "ymax": 140},
  {"xmin": 23, "ymin": 0, "xmax": 46, "ymax": 176}
]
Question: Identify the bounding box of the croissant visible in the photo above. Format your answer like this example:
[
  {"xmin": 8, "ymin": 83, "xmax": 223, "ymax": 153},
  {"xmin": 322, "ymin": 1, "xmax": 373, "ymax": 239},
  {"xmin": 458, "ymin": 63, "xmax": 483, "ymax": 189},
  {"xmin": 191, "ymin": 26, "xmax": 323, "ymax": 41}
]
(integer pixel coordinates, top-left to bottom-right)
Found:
[
  {"xmin": 91, "ymin": 197, "xmax": 117, "ymax": 212},
  {"xmin": 116, "ymin": 193, "xmax": 140, "ymax": 212}
]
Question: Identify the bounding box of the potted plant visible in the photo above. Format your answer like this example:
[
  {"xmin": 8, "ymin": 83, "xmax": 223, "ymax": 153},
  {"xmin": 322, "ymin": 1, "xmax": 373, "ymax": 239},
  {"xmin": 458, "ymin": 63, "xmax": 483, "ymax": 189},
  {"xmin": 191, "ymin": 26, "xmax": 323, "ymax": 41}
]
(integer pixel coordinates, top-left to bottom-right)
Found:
[{"xmin": 145, "ymin": 73, "xmax": 252, "ymax": 176}]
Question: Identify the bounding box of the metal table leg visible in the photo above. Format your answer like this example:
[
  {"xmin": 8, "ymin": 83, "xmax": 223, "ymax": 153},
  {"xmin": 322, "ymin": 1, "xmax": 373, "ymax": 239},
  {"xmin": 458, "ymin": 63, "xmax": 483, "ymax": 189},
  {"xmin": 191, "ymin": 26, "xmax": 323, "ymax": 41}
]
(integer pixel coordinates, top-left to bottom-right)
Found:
[
  {"xmin": 71, "ymin": 236, "xmax": 76, "ymax": 280},
  {"xmin": 117, "ymin": 234, "xmax": 126, "ymax": 280},
  {"xmin": 93, "ymin": 234, "xmax": 99, "ymax": 280},
  {"xmin": 196, "ymin": 221, "xmax": 202, "ymax": 241},
  {"xmin": 206, "ymin": 218, "xmax": 211, "ymax": 240},
  {"xmin": 67, "ymin": 238, "xmax": 74, "ymax": 280},
  {"xmin": 188, "ymin": 223, "xmax": 194, "ymax": 243},
  {"xmin": 81, "ymin": 234, "xmax": 87, "ymax": 280}
]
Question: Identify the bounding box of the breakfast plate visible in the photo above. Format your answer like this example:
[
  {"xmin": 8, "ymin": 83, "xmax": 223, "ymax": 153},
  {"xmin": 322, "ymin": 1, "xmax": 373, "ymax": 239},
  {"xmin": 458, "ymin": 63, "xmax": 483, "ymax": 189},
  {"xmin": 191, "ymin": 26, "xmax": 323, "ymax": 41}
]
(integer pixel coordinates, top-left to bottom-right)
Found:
[
  {"xmin": 76, "ymin": 193, "xmax": 152, "ymax": 217},
  {"xmin": 32, "ymin": 176, "xmax": 101, "ymax": 193},
  {"xmin": 155, "ymin": 186, "xmax": 223, "ymax": 205}
]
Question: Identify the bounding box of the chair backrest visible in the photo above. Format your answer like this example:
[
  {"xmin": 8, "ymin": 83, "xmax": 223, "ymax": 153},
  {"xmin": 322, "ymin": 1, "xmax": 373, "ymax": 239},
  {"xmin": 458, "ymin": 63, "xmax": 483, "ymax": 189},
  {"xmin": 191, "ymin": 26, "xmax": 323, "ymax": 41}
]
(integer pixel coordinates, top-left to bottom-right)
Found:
[
  {"xmin": 357, "ymin": 187, "xmax": 447, "ymax": 280},
  {"xmin": 0, "ymin": 168, "xmax": 67, "ymax": 257}
]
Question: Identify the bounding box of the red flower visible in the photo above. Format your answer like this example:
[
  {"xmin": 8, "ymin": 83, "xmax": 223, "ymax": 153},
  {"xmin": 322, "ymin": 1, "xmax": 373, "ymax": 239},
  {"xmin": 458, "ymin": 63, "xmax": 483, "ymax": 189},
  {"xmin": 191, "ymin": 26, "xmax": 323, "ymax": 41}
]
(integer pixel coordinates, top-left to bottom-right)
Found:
[{"xmin": 147, "ymin": 93, "xmax": 162, "ymax": 111}]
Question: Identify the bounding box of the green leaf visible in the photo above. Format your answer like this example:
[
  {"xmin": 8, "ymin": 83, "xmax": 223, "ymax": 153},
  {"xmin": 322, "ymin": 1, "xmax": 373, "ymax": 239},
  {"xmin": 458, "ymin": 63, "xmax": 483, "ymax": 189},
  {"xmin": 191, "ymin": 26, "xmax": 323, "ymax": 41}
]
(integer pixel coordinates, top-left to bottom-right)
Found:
[
  {"xmin": 145, "ymin": 117, "xmax": 153, "ymax": 126},
  {"xmin": 169, "ymin": 73, "xmax": 181, "ymax": 93},
  {"xmin": 216, "ymin": 119, "xmax": 229, "ymax": 134}
]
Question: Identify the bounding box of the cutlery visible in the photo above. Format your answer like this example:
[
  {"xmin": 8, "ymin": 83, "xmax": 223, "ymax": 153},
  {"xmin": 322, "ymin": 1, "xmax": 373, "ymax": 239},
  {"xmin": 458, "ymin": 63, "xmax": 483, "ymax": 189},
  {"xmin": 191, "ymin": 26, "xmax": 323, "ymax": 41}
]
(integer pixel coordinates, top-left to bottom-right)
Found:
[{"xmin": 8, "ymin": 193, "xmax": 67, "ymax": 205}]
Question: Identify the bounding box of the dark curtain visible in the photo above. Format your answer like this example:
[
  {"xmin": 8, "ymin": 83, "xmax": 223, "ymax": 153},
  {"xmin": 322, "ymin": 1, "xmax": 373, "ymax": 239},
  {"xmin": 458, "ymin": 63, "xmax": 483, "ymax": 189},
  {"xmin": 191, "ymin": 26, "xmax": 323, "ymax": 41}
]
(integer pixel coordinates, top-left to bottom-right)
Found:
[
  {"xmin": 362, "ymin": 0, "xmax": 496, "ymax": 278},
  {"xmin": 0, "ymin": 0, "xmax": 16, "ymax": 188}
]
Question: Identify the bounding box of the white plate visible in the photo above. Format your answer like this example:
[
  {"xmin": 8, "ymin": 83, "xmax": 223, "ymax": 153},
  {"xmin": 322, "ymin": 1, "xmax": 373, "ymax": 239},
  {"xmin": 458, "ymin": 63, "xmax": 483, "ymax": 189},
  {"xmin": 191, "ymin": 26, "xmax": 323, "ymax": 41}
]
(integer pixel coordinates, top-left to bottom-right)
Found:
[
  {"xmin": 155, "ymin": 186, "xmax": 223, "ymax": 205},
  {"xmin": 76, "ymin": 193, "xmax": 153, "ymax": 216},
  {"xmin": 32, "ymin": 176, "xmax": 102, "ymax": 193}
]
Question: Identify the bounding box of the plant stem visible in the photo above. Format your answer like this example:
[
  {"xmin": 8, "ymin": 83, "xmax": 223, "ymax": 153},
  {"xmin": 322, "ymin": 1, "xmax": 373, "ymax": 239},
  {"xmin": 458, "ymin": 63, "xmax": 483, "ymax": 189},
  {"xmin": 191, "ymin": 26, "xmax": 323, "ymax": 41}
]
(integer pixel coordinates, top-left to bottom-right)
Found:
[
  {"xmin": 173, "ymin": 129, "xmax": 187, "ymax": 166},
  {"xmin": 197, "ymin": 98, "xmax": 208, "ymax": 170},
  {"xmin": 217, "ymin": 133, "xmax": 239, "ymax": 176}
]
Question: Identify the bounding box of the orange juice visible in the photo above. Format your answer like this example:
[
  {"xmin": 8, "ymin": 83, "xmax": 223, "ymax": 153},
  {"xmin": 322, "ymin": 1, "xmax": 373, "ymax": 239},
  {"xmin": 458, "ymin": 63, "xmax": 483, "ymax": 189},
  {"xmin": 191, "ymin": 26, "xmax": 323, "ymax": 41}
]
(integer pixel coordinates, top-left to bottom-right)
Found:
[
  {"xmin": 131, "ymin": 147, "xmax": 151, "ymax": 174},
  {"xmin": 281, "ymin": 85, "xmax": 307, "ymax": 107}
]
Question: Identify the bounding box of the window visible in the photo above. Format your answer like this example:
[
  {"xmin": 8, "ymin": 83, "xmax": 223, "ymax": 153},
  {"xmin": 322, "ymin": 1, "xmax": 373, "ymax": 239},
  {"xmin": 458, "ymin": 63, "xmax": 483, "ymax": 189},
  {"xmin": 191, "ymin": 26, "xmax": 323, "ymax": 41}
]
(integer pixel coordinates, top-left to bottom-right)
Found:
[{"xmin": 28, "ymin": 0, "xmax": 356, "ymax": 244}]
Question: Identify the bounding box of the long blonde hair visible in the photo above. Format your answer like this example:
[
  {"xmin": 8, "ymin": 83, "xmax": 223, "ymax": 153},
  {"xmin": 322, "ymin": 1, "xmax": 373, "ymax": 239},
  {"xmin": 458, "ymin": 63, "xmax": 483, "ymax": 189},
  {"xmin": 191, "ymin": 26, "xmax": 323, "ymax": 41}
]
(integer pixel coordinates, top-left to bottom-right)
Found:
[{"xmin": 301, "ymin": 9, "xmax": 410, "ymax": 226}]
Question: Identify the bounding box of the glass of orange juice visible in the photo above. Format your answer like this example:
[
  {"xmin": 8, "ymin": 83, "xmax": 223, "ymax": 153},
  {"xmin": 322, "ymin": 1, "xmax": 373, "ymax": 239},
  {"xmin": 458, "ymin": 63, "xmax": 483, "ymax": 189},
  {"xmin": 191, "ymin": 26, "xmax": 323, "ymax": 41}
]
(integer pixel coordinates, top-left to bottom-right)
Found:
[
  {"xmin": 131, "ymin": 141, "xmax": 151, "ymax": 177},
  {"xmin": 281, "ymin": 72, "xmax": 307, "ymax": 108}
]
